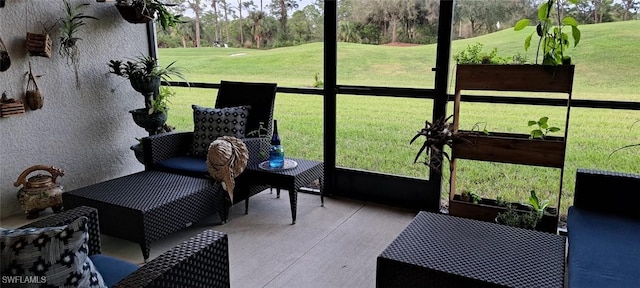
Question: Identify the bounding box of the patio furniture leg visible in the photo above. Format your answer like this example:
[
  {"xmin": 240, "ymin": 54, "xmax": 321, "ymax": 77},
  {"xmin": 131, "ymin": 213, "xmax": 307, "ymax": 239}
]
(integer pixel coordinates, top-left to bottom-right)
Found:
[
  {"xmin": 277, "ymin": 188, "xmax": 281, "ymax": 198},
  {"xmin": 141, "ymin": 242, "xmax": 150, "ymax": 263},
  {"xmin": 245, "ymin": 198, "xmax": 249, "ymax": 214},
  {"xmin": 288, "ymin": 185, "xmax": 297, "ymax": 224},
  {"xmin": 320, "ymin": 177, "xmax": 324, "ymax": 207}
]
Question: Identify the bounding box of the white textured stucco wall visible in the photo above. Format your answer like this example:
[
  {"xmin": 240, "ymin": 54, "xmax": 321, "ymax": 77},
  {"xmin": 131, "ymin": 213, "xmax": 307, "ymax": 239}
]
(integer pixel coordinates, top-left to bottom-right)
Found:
[{"xmin": 0, "ymin": 0, "xmax": 153, "ymax": 218}]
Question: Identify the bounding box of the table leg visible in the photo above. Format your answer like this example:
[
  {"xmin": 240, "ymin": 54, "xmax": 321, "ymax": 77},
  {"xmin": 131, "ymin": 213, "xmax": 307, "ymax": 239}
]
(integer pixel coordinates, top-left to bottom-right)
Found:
[
  {"xmin": 288, "ymin": 185, "xmax": 297, "ymax": 224},
  {"xmin": 319, "ymin": 177, "xmax": 324, "ymax": 207},
  {"xmin": 141, "ymin": 242, "xmax": 150, "ymax": 263}
]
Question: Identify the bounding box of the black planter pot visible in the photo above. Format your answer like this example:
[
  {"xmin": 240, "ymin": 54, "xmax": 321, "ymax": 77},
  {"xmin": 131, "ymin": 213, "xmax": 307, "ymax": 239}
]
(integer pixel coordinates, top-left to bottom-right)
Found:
[
  {"xmin": 130, "ymin": 76, "xmax": 161, "ymax": 94},
  {"xmin": 115, "ymin": 4, "xmax": 154, "ymax": 24},
  {"xmin": 130, "ymin": 143, "xmax": 145, "ymax": 164},
  {"xmin": 130, "ymin": 108, "xmax": 167, "ymax": 134}
]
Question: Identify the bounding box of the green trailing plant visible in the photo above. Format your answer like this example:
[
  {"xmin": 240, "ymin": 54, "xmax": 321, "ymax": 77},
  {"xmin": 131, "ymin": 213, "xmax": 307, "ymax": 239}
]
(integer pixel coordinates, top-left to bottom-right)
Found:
[
  {"xmin": 495, "ymin": 204, "xmax": 540, "ymax": 230},
  {"xmin": 149, "ymin": 86, "xmax": 174, "ymax": 115},
  {"xmin": 108, "ymin": 55, "xmax": 187, "ymax": 83},
  {"xmin": 526, "ymin": 190, "xmax": 550, "ymax": 219},
  {"xmin": 514, "ymin": 0, "xmax": 581, "ymax": 65},
  {"xmin": 59, "ymin": 0, "xmax": 98, "ymax": 87},
  {"xmin": 609, "ymin": 120, "xmax": 639, "ymax": 157},
  {"xmin": 528, "ymin": 117, "xmax": 560, "ymax": 139},
  {"xmin": 115, "ymin": 0, "xmax": 184, "ymax": 31}
]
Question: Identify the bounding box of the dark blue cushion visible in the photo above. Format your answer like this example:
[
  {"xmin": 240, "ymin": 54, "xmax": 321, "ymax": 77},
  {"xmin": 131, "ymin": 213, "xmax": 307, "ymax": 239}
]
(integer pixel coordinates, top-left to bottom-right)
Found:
[
  {"xmin": 89, "ymin": 254, "xmax": 139, "ymax": 288},
  {"xmin": 567, "ymin": 207, "xmax": 640, "ymax": 288},
  {"xmin": 156, "ymin": 156, "xmax": 208, "ymax": 175}
]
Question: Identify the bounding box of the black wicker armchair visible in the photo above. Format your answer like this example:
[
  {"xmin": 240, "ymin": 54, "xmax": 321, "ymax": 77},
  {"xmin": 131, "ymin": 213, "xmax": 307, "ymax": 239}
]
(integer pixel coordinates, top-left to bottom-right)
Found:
[
  {"xmin": 19, "ymin": 206, "xmax": 230, "ymax": 288},
  {"xmin": 142, "ymin": 81, "xmax": 277, "ymax": 212}
]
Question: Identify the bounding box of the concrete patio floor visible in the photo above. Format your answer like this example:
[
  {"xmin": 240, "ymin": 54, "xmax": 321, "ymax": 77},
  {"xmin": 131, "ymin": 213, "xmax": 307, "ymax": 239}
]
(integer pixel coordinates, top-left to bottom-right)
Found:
[{"xmin": 2, "ymin": 190, "xmax": 418, "ymax": 288}]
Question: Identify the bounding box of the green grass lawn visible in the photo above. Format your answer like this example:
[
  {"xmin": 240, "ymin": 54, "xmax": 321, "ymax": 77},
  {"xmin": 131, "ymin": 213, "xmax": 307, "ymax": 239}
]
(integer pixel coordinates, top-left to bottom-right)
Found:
[{"xmin": 158, "ymin": 21, "xmax": 640, "ymax": 214}]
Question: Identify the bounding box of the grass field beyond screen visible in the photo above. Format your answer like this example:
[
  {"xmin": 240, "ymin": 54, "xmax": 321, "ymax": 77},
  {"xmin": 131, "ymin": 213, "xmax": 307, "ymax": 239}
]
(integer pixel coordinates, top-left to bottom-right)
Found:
[{"xmin": 159, "ymin": 21, "xmax": 640, "ymax": 214}]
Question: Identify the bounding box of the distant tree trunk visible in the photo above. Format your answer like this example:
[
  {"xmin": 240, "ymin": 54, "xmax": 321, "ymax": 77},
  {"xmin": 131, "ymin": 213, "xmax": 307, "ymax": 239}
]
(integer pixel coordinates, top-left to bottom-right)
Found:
[
  {"xmin": 238, "ymin": 0, "xmax": 244, "ymax": 45},
  {"xmin": 224, "ymin": 1, "xmax": 230, "ymax": 43},
  {"xmin": 193, "ymin": 0, "xmax": 201, "ymax": 47},
  {"xmin": 212, "ymin": 0, "xmax": 220, "ymax": 42}
]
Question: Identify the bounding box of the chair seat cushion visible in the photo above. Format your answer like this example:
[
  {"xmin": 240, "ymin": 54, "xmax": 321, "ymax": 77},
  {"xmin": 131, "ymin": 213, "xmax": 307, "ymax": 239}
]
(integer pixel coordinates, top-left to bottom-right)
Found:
[
  {"xmin": 89, "ymin": 254, "xmax": 139, "ymax": 288},
  {"xmin": 156, "ymin": 156, "xmax": 208, "ymax": 175},
  {"xmin": 567, "ymin": 206, "xmax": 640, "ymax": 288}
]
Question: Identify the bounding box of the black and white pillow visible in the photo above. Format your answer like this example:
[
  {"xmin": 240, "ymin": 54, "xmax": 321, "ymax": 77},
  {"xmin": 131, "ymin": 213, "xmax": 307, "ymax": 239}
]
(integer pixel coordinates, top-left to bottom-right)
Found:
[
  {"xmin": 0, "ymin": 217, "xmax": 106, "ymax": 287},
  {"xmin": 191, "ymin": 105, "xmax": 250, "ymax": 157}
]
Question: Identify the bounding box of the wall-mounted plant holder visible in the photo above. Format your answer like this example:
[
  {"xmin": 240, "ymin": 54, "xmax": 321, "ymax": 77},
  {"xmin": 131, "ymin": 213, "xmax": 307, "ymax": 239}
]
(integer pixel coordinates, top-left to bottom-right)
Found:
[
  {"xmin": 26, "ymin": 32, "xmax": 52, "ymax": 58},
  {"xmin": 1, "ymin": 92, "xmax": 25, "ymax": 117},
  {"xmin": 25, "ymin": 63, "xmax": 43, "ymax": 110}
]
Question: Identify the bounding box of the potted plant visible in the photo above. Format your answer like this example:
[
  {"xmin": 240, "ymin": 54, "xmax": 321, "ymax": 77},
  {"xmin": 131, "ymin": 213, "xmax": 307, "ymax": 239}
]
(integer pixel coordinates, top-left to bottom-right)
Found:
[
  {"xmin": 114, "ymin": 0, "xmax": 183, "ymax": 31},
  {"xmin": 59, "ymin": 0, "xmax": 98, "ymax": 87},
  {"xmin": 514, "ymin": 0, "xmax": 581, "ymax": 66},
  {"xmin": 108, "ymin": 55, "xmax": 186, "ymax": 108},
  {"xmin": 108, "ymin": 55, "xmax": 187, "ymax": 134}
]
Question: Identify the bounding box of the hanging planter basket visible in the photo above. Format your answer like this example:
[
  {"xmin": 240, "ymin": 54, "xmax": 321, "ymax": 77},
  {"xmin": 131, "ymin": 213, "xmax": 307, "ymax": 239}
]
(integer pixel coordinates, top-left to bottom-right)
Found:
[
  {"xmin": 0, "ymin": 36, "xmax": 10, "ymax": 72},
  {"xmin": 26, "ymin": 32, "xmax": 52, "ymax": 58},
  {"xmin": 25, "ymin": 63, "xmax": 43, "ymax": 110},
  {"xmin": 115, "ymin": 4, "xmax": 154, "ymax": 24}
]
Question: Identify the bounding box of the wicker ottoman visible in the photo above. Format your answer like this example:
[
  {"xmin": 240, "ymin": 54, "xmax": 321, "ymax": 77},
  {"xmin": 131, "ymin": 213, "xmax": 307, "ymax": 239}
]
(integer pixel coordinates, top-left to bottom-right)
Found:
[
  {"xmin": 62, "ymin": 171, "xmax": 226, "ymax": 261},
  {"xmin": 377, "ymin": 212, "xmax": 566, "ymax": 288}
]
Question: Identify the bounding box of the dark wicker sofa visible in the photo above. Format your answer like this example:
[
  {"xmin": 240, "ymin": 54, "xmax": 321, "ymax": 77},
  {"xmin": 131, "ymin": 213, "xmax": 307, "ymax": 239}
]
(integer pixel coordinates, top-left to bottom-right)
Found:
[
  {"xmin": 566, "ymin": 169, "xmax": 640, "ymax": 288},
  {"xmin": 19, "ymin": 206, "xmax": 230, "ymax": 288}
]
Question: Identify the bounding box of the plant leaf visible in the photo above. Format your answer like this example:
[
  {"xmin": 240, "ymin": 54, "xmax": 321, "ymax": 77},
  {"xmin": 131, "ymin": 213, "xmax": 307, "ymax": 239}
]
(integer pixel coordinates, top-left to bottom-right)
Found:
[
  {"xmin": 514, "ymin": 19, "xmax": 530, "ymax": 31},
  {"xmin": 524, "ymin": 33, "xmax": 532, "ymax": 51},
  {"xmin": 528, "ymin": 120, "xmax": 537, "ymax": 126},
  {"xmin": 531, "ymin": 130, "xmax": 544, "ymax": 139},
  {"xmin": 567, "ymin": 0, "xmax": 579, "ymax": 4},
  {"xmin": 572, "ymin": 26, "xmax": 581, "ymax": 47},
  {"xmin": 548, "ymin": 127, "xmax": 561, "ymax": 132},
  {"xmin": 539, "ymin": 117, "xmax": 548, "ymax": 125},
  {"xmin": 562, "ymin": 16, "xmax": 578, "ymax": 27},
  {"xmin": 538, "ymin": 2, "xmax": 550, "ymax": 21}
]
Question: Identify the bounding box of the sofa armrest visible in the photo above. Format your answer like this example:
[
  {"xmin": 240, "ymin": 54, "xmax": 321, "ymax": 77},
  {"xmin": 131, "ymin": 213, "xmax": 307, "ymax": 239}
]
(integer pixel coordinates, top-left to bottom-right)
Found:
[
  {"xmin": 142, "ymin": 132, "xmax": 194, "ymax": 166},
  {"xmin": 19, "ymin": 206, "xmax": 101, "ymax": 256},
  {"xmin": 575, "ymin": 169, "xmax": 640, "ymax": 219},
  {"xmin": 114, "ymin": 230, "xmax": 230, "ymax": 288}
]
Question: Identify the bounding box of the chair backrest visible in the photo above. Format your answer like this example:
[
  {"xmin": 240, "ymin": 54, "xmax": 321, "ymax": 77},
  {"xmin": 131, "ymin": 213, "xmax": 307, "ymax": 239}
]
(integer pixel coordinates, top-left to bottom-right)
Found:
[{"xmin": 215, "ymin": 80, "xmax": 277, "ymax": 137}]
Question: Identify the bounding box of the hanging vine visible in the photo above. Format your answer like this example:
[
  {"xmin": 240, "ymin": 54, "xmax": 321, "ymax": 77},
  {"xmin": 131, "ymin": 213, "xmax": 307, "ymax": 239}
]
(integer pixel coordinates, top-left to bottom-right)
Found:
[{"xmin": 59, "ymin": 0, "xmax": 98, "ymax": 87}]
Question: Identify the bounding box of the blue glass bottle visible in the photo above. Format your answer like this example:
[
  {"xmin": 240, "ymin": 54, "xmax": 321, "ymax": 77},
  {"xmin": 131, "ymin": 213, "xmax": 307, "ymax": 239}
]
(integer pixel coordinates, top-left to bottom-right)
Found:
[{"xmin": 269, "ymin": 119, "xmax": 284, "ymax": 168}]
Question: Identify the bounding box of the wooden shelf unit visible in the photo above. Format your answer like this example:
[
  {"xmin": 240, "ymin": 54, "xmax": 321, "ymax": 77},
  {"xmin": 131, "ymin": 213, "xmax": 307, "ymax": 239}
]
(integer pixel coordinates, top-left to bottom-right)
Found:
[{"xmin": 448, "ymin": 64, "xmax": 574, "ymax": 230}]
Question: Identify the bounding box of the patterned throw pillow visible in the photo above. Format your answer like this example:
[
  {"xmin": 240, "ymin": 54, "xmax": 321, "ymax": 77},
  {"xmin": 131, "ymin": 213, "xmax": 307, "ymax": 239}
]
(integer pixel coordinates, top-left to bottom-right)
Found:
[
  {"xmin": 0, "ymin": 217, "xmax": 106, "ymax": 288},
  {"xmin": 191, "ymin": 105, "xmax": 250, "ymax": 157}
]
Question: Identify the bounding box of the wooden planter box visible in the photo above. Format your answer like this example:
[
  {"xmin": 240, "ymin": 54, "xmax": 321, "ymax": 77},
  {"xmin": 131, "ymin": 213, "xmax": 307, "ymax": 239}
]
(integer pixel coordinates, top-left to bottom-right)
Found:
[
  {"xmin": 452, "ymin": 132, "xmax": 565, "ymax": 168},
  {"xmin": 455, "ymin": 64, "xmax": 574, "ymax": 93},
  {"xmin": 26, "ymin": 33, "xmax": 52, "ymax": 58},
  {"xmin": 449, "ymin": 194, "xmax": 559, "ymax": 233}
]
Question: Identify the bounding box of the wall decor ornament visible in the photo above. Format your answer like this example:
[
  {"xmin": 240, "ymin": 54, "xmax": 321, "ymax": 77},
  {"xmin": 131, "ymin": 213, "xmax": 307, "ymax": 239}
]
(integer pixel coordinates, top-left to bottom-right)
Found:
[
  {"xmin": 26, "ymin": 32, "xmax": 53, "ymax": 58},
  {"xmin": 0, "ymin": 92, "xmax": 25, "ymax": 117},
  {"xmin": 25, "ymin": 62, "xmax": 43, "ymax": 110}
]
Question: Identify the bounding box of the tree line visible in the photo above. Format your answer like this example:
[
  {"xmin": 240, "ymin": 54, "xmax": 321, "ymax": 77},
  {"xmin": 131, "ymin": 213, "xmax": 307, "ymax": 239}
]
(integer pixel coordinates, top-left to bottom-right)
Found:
[{"xmin": 157, "ymin": 0, "xmax": 640, "ymax": 48}]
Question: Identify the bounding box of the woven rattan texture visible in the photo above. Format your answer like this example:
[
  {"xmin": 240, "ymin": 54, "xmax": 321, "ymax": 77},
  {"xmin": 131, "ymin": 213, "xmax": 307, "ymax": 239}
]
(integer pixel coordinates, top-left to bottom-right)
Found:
[
  {"xmin": 378, "ymin": 212, "xmax": 565, "ymax": 288},
  {"xmin": 114, "ymin": 230, "xmax": 230, "ymax": 288},
  {"xmin": 20, "ymin": 206, "xmax": 101, "ymax": 256},
  {"xmin": 145, "ymin": 132, "xmax": 194, "ymax": 164},
  {"xmin": 63, "ymin": 171, "xmax": 224, "ymax": 260}
]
